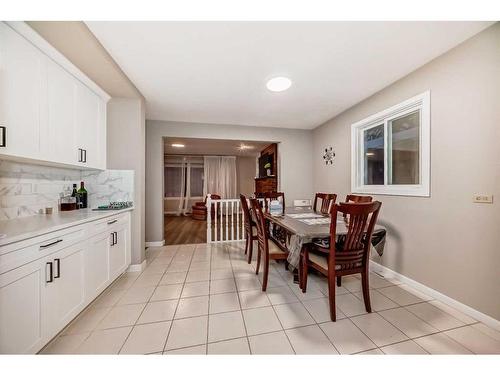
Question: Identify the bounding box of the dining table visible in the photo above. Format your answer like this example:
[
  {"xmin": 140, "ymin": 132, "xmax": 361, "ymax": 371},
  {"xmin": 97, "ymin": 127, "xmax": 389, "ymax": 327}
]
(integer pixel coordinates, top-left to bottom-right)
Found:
[{"xmin": 263, "ymin": 206, "xmax": 387, "ymax": 272}]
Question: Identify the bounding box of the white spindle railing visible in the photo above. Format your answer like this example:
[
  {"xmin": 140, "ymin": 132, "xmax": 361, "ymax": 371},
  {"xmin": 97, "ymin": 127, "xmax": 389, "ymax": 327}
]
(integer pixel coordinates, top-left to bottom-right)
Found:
[{"xmin": 206, "ymin": 195, "xmax": 245, "ymax": 243}]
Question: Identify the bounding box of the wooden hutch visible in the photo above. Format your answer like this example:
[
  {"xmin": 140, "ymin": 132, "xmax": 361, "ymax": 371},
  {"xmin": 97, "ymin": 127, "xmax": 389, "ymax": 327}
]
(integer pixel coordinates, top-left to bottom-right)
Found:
[{"xmin": 255, "ymin": 143, "xmax": 278, "ymax": 196}]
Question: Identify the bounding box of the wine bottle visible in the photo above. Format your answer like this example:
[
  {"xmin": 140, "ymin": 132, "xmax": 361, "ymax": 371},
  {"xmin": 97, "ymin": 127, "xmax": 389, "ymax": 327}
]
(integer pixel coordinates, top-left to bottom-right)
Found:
[
  {"xmin": 71, "ymin": 184, "xmax": 81, "ymax": 209},
  {"xmin": 77, "ymin": 181, "xmax": 88, "ymax": 209}
]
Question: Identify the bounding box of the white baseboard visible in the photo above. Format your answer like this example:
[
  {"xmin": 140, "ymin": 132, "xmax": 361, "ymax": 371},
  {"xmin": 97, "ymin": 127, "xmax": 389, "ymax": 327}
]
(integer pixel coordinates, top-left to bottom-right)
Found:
[
  {"xmin": 127, "ymin": 259, "xmax": 147, "ymax": 273},
  {"xmin": 145, "ymin": 240, "xmax": 165, "ymax": 247},
  {"xmin": 370, "ymin": 260, "xmax": 500, "ymax": 331}
]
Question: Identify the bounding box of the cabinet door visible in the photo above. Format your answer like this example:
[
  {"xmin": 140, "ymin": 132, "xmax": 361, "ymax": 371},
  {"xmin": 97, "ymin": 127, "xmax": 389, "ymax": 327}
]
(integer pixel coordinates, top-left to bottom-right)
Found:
[
  {"xmin": 109, "ymin": 226, "xmax": 128, "ymax": 280},
  {"xmin": 75, "ymin": 83, "xmax": 101, "ymax": 168},
  {"xmin": 44, "ymin": 59, "xmax": 77, "ymax": 165},
  {"xmin": 0, "ymin": 258, "xmax": 46, "ymax": 354},
  {"xmin": 46, "ymin": 242, "xmax": 86, "ymax": 337},
  {"xmin": 0, "ymin": 22, "xmax": 44, "ymax": 159},
  {"xmin": 85, "ymin": 232, "xmax": 111, "ymax": 300}
]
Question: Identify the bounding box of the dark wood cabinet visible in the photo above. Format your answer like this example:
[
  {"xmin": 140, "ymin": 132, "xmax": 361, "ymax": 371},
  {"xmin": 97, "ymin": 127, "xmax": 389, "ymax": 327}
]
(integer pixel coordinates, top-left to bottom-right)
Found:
[{"xmin": 255, "ymin": 143, "xmax": 278, "ymax": 195}]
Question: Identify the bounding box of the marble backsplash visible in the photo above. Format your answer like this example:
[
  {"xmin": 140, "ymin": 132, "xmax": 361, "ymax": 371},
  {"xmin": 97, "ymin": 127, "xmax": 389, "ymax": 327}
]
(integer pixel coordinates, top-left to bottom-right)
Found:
[{"xmin": 0, "ymin": 160, "xmax": 134, "ymax": 221}]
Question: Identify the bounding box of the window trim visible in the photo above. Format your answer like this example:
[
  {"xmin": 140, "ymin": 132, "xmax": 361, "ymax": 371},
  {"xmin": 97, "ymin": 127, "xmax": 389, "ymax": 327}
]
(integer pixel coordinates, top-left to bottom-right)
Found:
[{"xmin": 351, "ymin": 91, "xmax": 430, "ymax": 197}]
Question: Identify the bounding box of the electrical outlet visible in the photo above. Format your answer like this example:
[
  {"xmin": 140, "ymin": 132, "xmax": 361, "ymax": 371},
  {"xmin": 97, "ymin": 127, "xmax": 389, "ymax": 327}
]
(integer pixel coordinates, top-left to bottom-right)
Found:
[{"xmin": 473, "ymin": 194, "xmax": 493, "ymax": 203}]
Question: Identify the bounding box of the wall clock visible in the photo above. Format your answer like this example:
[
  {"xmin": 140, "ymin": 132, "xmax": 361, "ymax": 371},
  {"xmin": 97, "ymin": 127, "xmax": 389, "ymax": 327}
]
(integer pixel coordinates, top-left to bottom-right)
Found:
[{"xmin": 323, "ymin": 146, "xmax": 335, "ymax": 165}]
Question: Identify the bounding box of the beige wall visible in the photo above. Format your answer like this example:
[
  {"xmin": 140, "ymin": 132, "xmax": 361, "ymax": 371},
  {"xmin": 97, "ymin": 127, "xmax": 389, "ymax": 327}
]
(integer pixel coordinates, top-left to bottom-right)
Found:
[
  {"xmin": 146, "ymin": 120, "xmax": 314, "ymax": 243},
  {"xmin": 107, "ymin": 98, "xmax": 146, "ymax": 265},
  {"xmin": 313, "ymin": 23, "xmax": 500, "ymax": 320},
  {"xmin": 237, "ymin": 156, "xmax": 257, "ymax": 197}
]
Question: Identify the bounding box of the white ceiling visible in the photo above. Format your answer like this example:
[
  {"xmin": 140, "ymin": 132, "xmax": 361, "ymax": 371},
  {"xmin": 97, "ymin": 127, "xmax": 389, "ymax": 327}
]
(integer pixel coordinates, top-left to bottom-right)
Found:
[
  {"xmin": 164, "ymin": 137, "xmax": 270, "ymax": 157},
  {"xmin": 86, "ymin": 21, "xmax": 493, "ymax": 129}
]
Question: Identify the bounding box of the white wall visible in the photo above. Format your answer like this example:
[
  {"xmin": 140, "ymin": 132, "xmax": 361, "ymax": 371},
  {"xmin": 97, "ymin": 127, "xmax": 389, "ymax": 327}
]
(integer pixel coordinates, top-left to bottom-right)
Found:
[
  {"xmin": 146, "ymin": 120, "xmax": 314, "ymax": 242},
  {"xmin": 312, "ymin": 24, "xmax": 500, "ymax": 320},
  {"xmin": 107, "ymin": 98, "xmax": 146, "ymax": 265}
]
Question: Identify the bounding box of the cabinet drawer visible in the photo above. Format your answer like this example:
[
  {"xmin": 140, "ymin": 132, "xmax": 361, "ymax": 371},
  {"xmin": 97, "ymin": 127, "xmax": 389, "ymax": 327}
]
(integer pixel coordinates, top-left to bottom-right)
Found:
[
  {"xmin": 0, "ymin": 227, "xmax": 85, "ymax": 275},
  {"xmin": 90, "ymin": 212, "xmax": 129, "ymax": 236}
]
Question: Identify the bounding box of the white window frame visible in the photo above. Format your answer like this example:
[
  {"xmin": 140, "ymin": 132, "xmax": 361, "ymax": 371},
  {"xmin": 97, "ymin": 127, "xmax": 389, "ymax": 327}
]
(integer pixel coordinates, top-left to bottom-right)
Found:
[{"xmin": 351, "ymin": 91, "xmax": 430, "ymax": 197}]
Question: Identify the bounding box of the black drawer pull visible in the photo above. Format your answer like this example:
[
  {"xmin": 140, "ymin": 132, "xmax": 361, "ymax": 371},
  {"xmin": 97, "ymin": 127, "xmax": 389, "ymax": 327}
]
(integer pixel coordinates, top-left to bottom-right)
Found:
[
  {"xmin": 40, "ymin": 239, "xmax": 63, "ymax": 249},
  {"xmin": 107, "ymin": 220, "xmax": 117, "ymax": 225},
  {"xmin": 46, "ymin": 262, "xmax": 53, "ymax": 283},
  {"xmin": 114, "ymin": 231, "xmax": 118, "ymax": 245},
  {"xmin": 54, "ymin": 258, "xmax": 61, "ymax": 279},
  {"xmin": 0, "ymin": 126, "xmax": 6, "ymax": 147}
]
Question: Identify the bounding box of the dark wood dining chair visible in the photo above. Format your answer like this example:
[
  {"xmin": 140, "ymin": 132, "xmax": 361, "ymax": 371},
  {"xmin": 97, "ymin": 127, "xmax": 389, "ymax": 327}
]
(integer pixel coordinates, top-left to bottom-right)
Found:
[
  {"xmin": 299, "ymin": 201, "xmax": 382, "ymax": 321},
  {"xmin": 240, "ymin": 194, "xmax": 258, "ymax": 264},
  {"xmin": 313, "ymin": 193, "xmax": 337, "ymax": 214},
  {"xmin": 249, "ymin": 198, "xmax": 289, "ymax": 291},
  {"xmin": 257, "ymin": 192, "xmax": 285, "ymax": 215}
]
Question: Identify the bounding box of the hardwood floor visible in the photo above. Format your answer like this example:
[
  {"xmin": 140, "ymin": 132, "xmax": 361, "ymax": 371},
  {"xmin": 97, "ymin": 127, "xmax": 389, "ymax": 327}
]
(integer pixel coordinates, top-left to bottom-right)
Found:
[
  {"xmin": 164, "ymin": 215, "xmax": 207, "ymax": 245},
  {"xmin": 164, "ymin": 213, "xmax": 245, "ymax": 245}
]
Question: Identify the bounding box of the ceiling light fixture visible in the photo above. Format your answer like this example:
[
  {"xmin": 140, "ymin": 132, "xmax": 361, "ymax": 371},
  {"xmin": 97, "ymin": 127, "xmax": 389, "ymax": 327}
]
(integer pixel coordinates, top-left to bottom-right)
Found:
[
  {"xmin": 266, "ymin": 76, "xmax": 292, "ymax": 92},
  {"xmin": 171, "ymin": 143, "xmax": 185, "ymax": 148}
]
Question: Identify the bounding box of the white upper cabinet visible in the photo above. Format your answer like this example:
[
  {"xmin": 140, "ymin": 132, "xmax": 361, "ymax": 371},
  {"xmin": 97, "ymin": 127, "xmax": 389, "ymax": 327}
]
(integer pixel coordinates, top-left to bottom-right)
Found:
[
  {"xmin": 75, "ymin": 82, "xmax": 102, "ymax": 169},
  {"xmin": 0, "ymin": 22, "xmax": 109, "ymax": 170},
  {"xmin": 45, "ymin": 59, "xmax": 77, "ymax": 165},
  {"xmin": 0, "ymin": 22, "xmax": 44, "ymax": 159}
]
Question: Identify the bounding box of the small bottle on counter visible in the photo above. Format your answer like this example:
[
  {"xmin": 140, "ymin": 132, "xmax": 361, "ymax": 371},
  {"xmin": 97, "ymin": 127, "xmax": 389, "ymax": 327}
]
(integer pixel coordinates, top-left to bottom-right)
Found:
[
  {"xmin": 71, "ymin": 184, "xmax": 81, "ymax": 209},
  {"xmin": 77, "ymin": 181, "xmax": 88, "ymax": 209}
]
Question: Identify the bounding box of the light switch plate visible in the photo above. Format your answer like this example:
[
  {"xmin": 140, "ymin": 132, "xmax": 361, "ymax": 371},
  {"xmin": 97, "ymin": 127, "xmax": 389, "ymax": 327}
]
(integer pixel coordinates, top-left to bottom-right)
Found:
[{"xmin": 473, "ymin": 194, "xmax": 493, "ymax": 203}]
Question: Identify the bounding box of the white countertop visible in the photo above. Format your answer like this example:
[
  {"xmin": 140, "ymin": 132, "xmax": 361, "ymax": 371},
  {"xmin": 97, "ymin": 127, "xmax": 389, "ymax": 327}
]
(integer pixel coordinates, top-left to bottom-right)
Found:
[{"xmin": 0, "ymin": 207, "xmax": 134, "ymax": 247}]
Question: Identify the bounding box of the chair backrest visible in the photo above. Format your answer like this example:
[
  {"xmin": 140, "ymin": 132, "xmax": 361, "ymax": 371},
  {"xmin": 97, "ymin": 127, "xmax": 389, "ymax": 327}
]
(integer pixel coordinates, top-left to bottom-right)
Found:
[
  {"xmin": 313, "ymin": 193, "xmax": 337, "ymax": 214},
  {"xmin": 257, "ymin": 192, "xmax": 285, "ymax": 213},
  {"xmin": 328, "ymin": 201, "xmax": 382, "ymax": 272},
  {"xmin": 345, "ymin": 194, "xmax": 372, "ymax": 203},
  {"xmin": 249, "ymin": 198, "xmax": 269, "ymax": 255},
  {"xmin": 239, "ymin": 194, "xmax": 254, "ymax": 234}
]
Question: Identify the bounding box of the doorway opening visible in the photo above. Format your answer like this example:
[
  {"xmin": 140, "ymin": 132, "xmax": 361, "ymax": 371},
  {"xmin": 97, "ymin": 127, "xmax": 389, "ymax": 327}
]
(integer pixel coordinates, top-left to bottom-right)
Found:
[{"xmin": 163, "ymin": 137, "xmax": 275, "ymax": 245}]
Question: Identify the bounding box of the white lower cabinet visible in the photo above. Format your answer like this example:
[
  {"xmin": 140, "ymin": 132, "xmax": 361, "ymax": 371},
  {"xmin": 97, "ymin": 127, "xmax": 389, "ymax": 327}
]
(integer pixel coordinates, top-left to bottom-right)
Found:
[
  {"xmin": 0, "ymin": 211, "xmax": 131, "ymax": 354},
  {"xmin": 109, "ymin": 225, "xmax": 128, "ymax": 281},
  {"xmin": 85, "ymin": 231, "xmax": 111, "ymax": 298},
  {"xmin": 0, "ymin": 258, "xmax": 46, "ymax": 354},
  {"xmin": 45, "ymin": 242, "xmax": 86, "ymax": 340}
]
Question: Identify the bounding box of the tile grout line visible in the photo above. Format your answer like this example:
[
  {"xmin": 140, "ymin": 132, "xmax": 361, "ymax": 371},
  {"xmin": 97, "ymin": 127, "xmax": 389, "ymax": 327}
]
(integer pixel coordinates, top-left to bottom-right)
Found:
[{"xmin": 162, "ymin": 244, "xmax": 197, "ymax": 353}]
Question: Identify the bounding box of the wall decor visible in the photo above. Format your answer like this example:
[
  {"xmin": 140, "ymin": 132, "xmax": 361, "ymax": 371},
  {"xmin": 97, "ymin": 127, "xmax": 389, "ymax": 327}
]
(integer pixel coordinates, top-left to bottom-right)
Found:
[{"xmin": 323, "ymin": 146, "xmax": 335, "ymax": 165}]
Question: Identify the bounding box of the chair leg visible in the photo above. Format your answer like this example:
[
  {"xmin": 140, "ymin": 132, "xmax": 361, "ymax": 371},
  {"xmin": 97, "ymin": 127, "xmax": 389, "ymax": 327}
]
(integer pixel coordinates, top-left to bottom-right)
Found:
[
  {"xmin": 336, "ymin": 276, "xmax": 342, "ymax": 287},
  {"xmin": 244, "ymin": 236, "xmax": 249, "ymax": 255},
  {"xmin": 247, "ymin": 237, "xmax": 253, "ymax": 264},
  {"xmin": 255, "ymin": 247, "xmax": 261, "ymax": 275},
  {"xmin": 262, "ymin": 256, "xmax": 269, "ymax": 291},
  {"xmin": 301, "ymin": 257, "xmax": 308, "ymax": 293},
  {"xmin": 328, "ymin": 273, "xmax": 337, "ymax": 321},
  {"xmin": 361, "ymin": 271, "xmax": 372, "ymax": 313}
]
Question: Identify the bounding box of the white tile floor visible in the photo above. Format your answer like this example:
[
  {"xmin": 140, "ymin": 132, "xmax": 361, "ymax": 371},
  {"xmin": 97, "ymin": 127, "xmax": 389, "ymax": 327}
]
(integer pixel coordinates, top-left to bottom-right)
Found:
[{"xmin": 41, "ymin": 242, "xmax": 500, "ymax": 355}]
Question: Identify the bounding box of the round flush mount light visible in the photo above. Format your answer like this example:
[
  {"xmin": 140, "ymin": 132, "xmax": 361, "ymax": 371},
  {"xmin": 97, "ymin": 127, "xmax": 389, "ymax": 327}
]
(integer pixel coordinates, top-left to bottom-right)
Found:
[
  {"xmin": 171, "ymin": 143, "xmax": 185, "ymax": 148},
  {"xmin": 266, "ymin": 76, "xmax": 292, "ymax": 92}
]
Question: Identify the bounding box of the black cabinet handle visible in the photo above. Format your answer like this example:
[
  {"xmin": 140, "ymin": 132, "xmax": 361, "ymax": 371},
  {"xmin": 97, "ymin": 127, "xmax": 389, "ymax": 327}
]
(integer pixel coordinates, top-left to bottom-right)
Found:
[
  {"xmin": 40, "ymin": 239, "xmax": 62, "ymax": 249},
  {"xmin": 83, "ymin": 149, "xmax": 87, "ymax": 163},
  {"xmin": 0, "ymin": 126, "xmax": 6, "ymax": 147},
  {"xmin": 46, "ymin": 262, "xmax": 53, "ymax": 283},
  {"xmin": 78, "ymin": 148, "xmax": 82, "ymax": 162},
  {"xmin": 54, "ymin": 258, "xmax": 61, "ymax": 279},
  {"xmin": 110, "ymin": 232, "xmax": 115, "ymax": 246},
  {"xmin": 107, "ymin": 219, "xmax": 117, "ymax": 225},
  {"xmin": 114, "ymin": 231, "xmax": 118, "ymax": 245}
]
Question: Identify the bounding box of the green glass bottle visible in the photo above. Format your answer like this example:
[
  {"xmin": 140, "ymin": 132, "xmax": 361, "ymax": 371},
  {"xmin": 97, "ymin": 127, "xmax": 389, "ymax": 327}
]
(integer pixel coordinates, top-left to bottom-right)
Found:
[{"xmin": 77, "ymin": 181, "xmax": 88, "ymax": 209}]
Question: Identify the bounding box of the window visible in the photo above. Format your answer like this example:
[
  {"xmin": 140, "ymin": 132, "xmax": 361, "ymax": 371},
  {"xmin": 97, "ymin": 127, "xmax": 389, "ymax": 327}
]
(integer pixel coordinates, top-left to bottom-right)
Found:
[
  {"xmin": 351, "ymin": 91, "xmax": 430, "ymax": 196},
  {"xmin": 164, "ymin": 159, "xmax": 204, "ymax": 198},
  {"xmin": 164, "ymin": 166, "xmax": 183, "ymax": 197},
  {"xmin": 189, "ymin": 165, "xmax": 204, "ymax": 197}
]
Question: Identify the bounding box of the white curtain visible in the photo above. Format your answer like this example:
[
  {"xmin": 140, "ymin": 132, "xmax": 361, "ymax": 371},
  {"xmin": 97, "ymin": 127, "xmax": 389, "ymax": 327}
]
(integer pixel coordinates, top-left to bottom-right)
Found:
[{"xmin": 203, "ymin": 156, "xmax": 237, "ymax": 199}]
